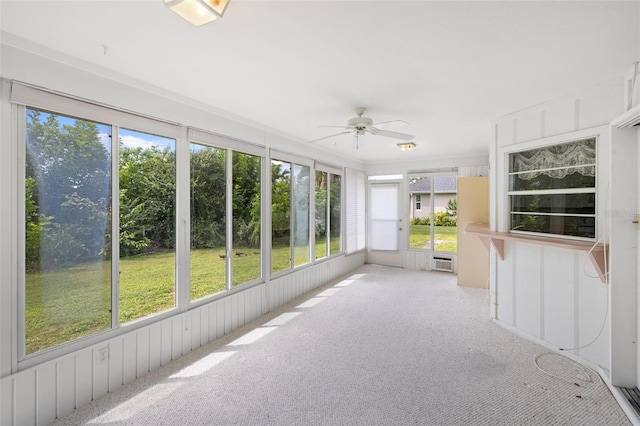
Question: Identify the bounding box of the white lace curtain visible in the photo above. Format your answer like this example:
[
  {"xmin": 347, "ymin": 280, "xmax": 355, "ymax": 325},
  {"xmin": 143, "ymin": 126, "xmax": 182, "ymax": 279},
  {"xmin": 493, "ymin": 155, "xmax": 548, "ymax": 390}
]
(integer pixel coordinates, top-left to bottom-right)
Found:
[{"xmin": 510, "ymin": 139, "xmax": 596, "ymax": 179}]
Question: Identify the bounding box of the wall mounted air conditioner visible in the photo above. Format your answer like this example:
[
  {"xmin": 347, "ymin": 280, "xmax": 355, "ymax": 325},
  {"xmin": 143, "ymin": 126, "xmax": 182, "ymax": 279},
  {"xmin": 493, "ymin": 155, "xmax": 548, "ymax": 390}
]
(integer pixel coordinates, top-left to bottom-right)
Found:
[{"xmin": 432, "ymin": 255, "xmax": 454, "ymax": 273}]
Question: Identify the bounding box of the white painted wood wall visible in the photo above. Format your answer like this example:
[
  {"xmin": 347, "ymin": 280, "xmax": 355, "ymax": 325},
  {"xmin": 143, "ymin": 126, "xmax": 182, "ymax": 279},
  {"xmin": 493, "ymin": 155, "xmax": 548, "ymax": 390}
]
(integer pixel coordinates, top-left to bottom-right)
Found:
[
  {"xmin": 0, "ymin": 253, "xmax": 364, "ymax": 425},
  {"xmin": 489, "ymin": 79, "xmax": 628, "ymax": 372}
]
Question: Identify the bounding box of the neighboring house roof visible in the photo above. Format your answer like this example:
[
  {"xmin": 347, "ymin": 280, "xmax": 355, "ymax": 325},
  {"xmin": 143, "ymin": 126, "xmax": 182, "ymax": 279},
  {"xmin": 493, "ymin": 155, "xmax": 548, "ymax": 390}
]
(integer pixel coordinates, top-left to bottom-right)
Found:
[{"xmin": 409, "ymin": 176, "xmax": 457, "ymax": 194}]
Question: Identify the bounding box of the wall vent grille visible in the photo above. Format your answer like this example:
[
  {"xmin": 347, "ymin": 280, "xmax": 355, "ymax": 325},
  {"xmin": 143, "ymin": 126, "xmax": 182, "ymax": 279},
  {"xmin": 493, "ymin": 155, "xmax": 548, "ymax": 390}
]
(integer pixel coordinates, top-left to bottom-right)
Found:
[{"xmin": 432, "ymin": 256, "xmax": 454, "ymax": 272}]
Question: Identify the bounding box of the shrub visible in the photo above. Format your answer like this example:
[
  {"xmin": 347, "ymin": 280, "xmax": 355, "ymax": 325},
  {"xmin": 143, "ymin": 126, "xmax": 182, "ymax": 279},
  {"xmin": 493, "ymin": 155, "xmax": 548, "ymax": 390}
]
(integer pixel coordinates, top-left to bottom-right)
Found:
[{"xmin": 434, "ymin": 211, "xmax": 457, "ymax": 227}]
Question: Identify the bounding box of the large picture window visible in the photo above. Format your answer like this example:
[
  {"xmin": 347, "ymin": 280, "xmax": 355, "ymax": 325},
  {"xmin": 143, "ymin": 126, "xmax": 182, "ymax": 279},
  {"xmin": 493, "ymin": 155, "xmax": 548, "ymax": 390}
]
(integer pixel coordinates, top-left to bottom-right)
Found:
[
  {"xmin": 25, "ymin": 109, "xmax": 112, "ymax": 355},
  {"xmin": 508, "ymin": 138, "xmax": 596, "ymax": 239}
]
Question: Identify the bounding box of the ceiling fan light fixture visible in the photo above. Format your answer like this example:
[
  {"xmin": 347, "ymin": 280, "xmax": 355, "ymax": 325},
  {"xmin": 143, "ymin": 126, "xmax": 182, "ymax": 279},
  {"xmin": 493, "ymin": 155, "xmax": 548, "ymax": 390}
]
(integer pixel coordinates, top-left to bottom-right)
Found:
[
  {"xmin": 164, "ymin": 0, "xmax": 230, "ymax": 27},
  {"xmin": 397, "ymin": 142, "xmax": 416, "ymax": 151}
]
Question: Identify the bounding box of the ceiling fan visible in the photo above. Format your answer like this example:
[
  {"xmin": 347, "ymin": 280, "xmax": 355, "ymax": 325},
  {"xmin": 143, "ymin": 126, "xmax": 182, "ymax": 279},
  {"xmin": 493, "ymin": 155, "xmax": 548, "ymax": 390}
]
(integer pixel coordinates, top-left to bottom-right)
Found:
[{"xmin": 309, "ymin": 107, "xmax": 415, "ymax": 147}]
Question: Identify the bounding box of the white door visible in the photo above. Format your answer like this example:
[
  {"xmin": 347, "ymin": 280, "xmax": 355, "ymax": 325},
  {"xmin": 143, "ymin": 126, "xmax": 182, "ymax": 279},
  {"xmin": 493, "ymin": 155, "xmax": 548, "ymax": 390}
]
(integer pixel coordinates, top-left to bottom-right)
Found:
[{"xmin": 368, "ymin": 182, "xmax": 403, "ymax": 267}]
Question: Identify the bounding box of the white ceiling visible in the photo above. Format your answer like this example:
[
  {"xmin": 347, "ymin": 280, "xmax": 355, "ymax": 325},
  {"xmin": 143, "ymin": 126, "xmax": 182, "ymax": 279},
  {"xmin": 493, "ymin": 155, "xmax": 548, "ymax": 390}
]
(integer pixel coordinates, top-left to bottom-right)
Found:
[{"xmin": 1, "ymin": 0, "xmax": 639, "ymax": 164}]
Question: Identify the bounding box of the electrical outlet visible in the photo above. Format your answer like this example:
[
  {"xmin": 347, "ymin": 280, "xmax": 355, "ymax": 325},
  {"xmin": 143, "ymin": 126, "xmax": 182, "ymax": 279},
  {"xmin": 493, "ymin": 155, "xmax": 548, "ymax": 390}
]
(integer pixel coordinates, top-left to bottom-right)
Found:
[{"xmin": 97, "ymin": 347, "xmax": 108, "ymax": 365}]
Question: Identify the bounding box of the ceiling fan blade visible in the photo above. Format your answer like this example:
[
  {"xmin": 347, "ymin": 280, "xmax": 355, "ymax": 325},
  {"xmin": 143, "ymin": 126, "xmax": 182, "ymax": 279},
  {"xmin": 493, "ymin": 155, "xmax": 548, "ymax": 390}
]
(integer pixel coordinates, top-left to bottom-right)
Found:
[
  {"xmin": 308, "ymin": 130, "xmax": 353, "ymax": 143},
  {"xmin": 369, "ymin": 127, "xmax": 415, "ymax": 141},
  {"xmin": 371, "ymin": 120, "xmax": 409, "ymax": 127}
]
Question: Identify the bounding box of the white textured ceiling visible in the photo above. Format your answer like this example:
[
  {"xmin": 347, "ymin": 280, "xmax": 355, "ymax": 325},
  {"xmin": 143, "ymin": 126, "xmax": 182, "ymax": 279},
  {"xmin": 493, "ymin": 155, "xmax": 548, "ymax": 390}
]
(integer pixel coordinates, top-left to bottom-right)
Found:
[{"xmin": 1, "ymin": 0, "xmax": 639, "ymax": 164}]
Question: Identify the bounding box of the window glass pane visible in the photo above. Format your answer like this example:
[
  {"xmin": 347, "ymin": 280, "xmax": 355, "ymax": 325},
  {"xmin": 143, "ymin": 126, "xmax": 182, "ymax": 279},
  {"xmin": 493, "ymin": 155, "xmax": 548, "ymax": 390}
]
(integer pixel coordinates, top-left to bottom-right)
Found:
[
  {"xmin": 511, "ymin": 193, "xmax": 595, "ymax": 215},
  {"xmin": 509, "ymin": 169, "xmax": 595, "ymax": 192},
  {"xmin": 190, "ymin": 144, "xmax": 226, "ymax": 299},
  {"xmin": 329, "ymin": 174, "xmax": 341, "ymax": 255},
  {"xmin": 293, "ymin": 164, "xmax": 310, "ymax": 266},
  {"xmin": 409, "ymin": 177, "xmax": 431, "ymax": 249},
  {"xmin": 315, "ymin": 171, "xmax": 328, "ymax": 260},
  {"xmin": 433, "ymin": 176, "xmax": 457, "ymax": 253},
  {"xmin": 119, "ymin": 129, "xmax": 176, "ymax": 323},
  {"xmin": 509, "ymin": 138, "xmax": 596, "ymax": 173},
  {"xmin": 25, "ymin": 109, "xmax": 112, "ymax": 354},
  {"xmin": 272, "ymin": 160, "xmax": 291, "ymax": 273},
  {"xmin": 232, "ymin": 152, "xmax": 261, "ymax": 286},
  {"xmin": 511, "ymin": 214, "xmax": 595, "ymax": 239}
]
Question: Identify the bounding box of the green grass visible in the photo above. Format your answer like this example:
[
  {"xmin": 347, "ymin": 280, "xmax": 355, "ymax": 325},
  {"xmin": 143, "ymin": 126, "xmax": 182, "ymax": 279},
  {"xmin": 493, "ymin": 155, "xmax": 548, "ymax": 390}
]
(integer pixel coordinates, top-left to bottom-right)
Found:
[
  {"xmin": 26, "ymin": 239, "xmax": 341, "ymax": 354},
  {"xmin": 409, "ymin": 225, "xmax": 457, "ymax": 252}
]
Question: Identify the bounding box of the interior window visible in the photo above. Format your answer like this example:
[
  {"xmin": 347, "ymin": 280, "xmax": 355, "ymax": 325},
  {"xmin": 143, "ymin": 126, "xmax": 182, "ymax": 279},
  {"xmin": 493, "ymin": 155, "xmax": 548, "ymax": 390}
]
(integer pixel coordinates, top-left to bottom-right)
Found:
[{"xmin": 508, "ymin": 138, "xmax": 596, "ymax": 239}]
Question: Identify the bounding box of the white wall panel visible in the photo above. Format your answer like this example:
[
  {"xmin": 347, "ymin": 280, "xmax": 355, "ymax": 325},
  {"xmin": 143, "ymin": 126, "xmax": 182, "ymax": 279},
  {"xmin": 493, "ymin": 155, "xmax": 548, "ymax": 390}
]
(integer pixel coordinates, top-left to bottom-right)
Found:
[
  {"xmin": 75, "ymin": 352, "xmax": 93, "ymax": 408},
  {"xmin": 136, "ymin": 329, "xmax": 150, "ymax": 378},
  {"xmin": 171, "ymin": 317, "xmax": 183, "ymax": 360},
  {"xmin": 160, "ymin": 321, "xmax": 172, "ymax": 366},
  {"xmin": 92, "ymin": 347, "xmax": 109, "ymax": 402},
  {"xmin": 108, "ymin": 338, "xmax": 124, "ymax": 393},
  {"xmin": 56, "ymin": 356, "xmax": 75, "ymax": 418},
  {"xmin": 149, "ymin": 323, "xmax": 162, "ymax": 372},
  {"xmin": 544, "ymin": 97, "xmax": 577, "ymax": 137},
  {"xmin": 495, "ymin": 242, "xmax": 515, "ymax": 325},
  {"xmin": 515, "ymin": 110, "xmax": 543, "ymax": 144},
  {"xmin": 576, "ymin": 255, "xmax": 610, "ymax": 369},
  {"xmin": 36, "ymin": 363, "xmax": 56, "ymax": 425},
  {"xmin": 122, "ymin": 333, "xmax": 137, "ymax": 385},
  {"xmin": 496, "ymin": 118, "xmax": 515, "ymax": 148},
  {"xmin": 1, "ymin": 376, "xmax": 13, "ymax": 425},
  {"xmin": 15, "ymin": 371, "xmax": 35, "ymax": 425},
  {"xmin": 542, "ymin": 248, "xmax": 576, "ymax": 349},
  {"xmin": 514, "ymin": 244, "xmax": 542, "ymax": 338}
]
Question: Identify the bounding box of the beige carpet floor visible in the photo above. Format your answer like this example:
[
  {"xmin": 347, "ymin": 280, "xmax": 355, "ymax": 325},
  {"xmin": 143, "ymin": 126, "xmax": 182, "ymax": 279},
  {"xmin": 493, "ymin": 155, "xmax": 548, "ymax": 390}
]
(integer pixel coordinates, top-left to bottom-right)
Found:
[{"xmin": 52, "ymin": 264, "xmax": 630, "ymax": 425}]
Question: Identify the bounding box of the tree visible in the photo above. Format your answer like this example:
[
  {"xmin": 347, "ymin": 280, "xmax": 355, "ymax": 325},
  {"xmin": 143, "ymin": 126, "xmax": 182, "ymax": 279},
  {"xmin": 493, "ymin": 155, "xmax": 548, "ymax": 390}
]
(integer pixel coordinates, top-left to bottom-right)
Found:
[
  {"xmin": 26, "ymin": 109, "xmax": 111, "ymax": 269},
  {"xmin": 446, "ymin": 199, "xmax": 457, "ymax": 218}
]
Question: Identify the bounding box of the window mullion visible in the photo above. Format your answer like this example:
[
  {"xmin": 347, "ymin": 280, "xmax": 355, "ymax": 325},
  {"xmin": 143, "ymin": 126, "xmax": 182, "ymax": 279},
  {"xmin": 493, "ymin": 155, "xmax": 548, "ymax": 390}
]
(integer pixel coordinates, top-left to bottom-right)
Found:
[{"xmin": 111, "ymin": 126, "xmax": 120, "ymax": 329}]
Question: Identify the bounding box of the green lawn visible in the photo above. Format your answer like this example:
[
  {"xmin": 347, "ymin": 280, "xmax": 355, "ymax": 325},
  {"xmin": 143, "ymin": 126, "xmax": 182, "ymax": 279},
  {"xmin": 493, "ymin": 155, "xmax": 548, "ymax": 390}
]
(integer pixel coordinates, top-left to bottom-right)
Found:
[
  {"xmin": 409, "ymin": 225, "xmax": 457, "ymax": 252},
  {"xmin": 26, "ymin": 239, "xmax": 341, "ymax": 354}
]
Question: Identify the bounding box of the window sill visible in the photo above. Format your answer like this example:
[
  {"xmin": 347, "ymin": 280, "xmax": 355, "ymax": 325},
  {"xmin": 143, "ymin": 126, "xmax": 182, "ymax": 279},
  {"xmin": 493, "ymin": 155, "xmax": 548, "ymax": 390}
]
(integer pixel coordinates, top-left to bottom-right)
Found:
[{"xmin": 464, "ymin": 223, "xmax": 607, "ymax": 283}]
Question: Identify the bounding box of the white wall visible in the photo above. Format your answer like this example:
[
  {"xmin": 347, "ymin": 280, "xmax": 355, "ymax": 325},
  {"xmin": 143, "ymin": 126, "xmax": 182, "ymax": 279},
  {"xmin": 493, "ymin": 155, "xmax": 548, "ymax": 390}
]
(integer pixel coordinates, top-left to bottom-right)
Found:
[
  {"xmin": 490, "ymin": 78, "xmax": 631, "ymax": 373},
  {"xmin": 0, "ymin": 41, "xmax": 366, "ymax": 425}
]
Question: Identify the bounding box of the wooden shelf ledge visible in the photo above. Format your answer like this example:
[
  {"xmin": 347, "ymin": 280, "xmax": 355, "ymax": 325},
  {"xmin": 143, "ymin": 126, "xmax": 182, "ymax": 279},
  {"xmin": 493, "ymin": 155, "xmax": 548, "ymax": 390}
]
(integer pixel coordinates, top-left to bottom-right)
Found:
[{"xmin": 464, "ymin": 223, "xmax": 608, "ymax": 283}]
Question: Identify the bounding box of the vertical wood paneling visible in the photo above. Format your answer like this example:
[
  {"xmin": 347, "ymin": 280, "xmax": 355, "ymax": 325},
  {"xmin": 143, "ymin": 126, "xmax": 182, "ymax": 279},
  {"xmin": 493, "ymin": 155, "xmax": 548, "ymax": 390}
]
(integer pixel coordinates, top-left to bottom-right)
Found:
[
  {"xmin": 160, "ymin": 321, "xmax": 172, "ymax": 366},
  {"xmin": 224, "ymin": 297, "xmax": 232, "ymax": 334},
  {"xmin": 1, "ymin": 377, "xmax": 13, "ymax": 425},
  {"xmin": 232, "ymin": 292, "xmax": 241, "ymax": 330},
  {"xmin": 182, "ymin": 313, "xmax": 192, "ymax": 355},
  {"xmin": 495, "ymin": 242, "xmax": 515, "ymax": 325},
  {"xmin": 577, "ymin": 251, "xmax": 610, "ymax": 368},
  {"xmin": 171, "ymin": 316, "xmax": 183, "ymax": 360},
  {"xmin": 216, "ymin": 300, "xmax": 225, "ymax": 338},
  {"xmin": 122, "ymin": 333, "xmax": 137, "ymax": 385},
  {"xmin": 92, "ymin": 347, "xmax": 109, "ymax": 402},
  {"xmin": 149, "ymin": 323, "xmax": 162, "ymax": 372},
  {"xmin": 198, "ymin": 307, "xmax": 208, "ymax": 348},
  {"xmin": 75, "ymin": 351, "xmax": 93, "ymax": 408},
  {"xmin": 57, "ymin": 356, "xmax": 76, "ymax": 418},
  {"xmin": 136, "ymin": 329, "xmax": 150, "ymax": 378},
  {"xmin": 36, "ymin": 364, "xmax": 56, "ymax": 425},
  {"xmin": 108, "ymin": 338, "xmax": 123, "ymax": 392},
  {"xmin": 542, "ymin": 247, "xmax": 575, "ymax": 349},
  {"xmin": 14, "ymin": 371, "xmax": 36, "ymax": 426},
  {"xmin": 514, "ymin": 244, "xmax": 542, "ymax": 338},
  {"xmin": 190, "ymin": 309, "xmax": 201, "ymax": 350}
]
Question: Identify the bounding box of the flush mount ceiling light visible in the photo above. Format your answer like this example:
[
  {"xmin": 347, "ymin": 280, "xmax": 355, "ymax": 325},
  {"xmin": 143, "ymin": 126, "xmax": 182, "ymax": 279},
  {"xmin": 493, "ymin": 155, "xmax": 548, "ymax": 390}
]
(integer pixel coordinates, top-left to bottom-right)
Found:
[
  {"xmin": 397, "ymin": 142, "xmax": 416, "ymax": 151},
  {"xmin": 164, "ymin": 0, "xmax": 230, "ymax": 27}
]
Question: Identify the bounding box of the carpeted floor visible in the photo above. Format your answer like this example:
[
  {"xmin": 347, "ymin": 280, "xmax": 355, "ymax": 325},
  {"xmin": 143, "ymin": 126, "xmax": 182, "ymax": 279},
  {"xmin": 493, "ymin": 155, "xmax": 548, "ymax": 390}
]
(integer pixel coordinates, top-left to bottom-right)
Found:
[{"xmin": 53, "ymin": 265, "xmax": 630, "ymax": 425}]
